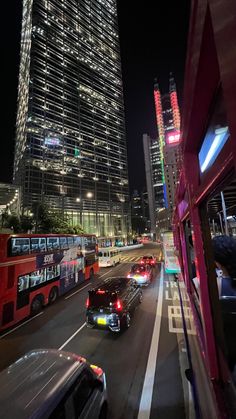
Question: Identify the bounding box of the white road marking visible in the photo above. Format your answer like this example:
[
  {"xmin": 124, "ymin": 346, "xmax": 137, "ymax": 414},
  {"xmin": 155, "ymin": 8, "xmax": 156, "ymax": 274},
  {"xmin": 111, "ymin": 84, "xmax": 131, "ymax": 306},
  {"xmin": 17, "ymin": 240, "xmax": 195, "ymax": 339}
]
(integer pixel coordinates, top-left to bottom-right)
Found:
[
  {"xmin": 99, "ymin": 268, "xmax": 114, "ymax": 278},
  {"xmin": 0, "ymin": 312, "xmax": 43, "ymax": 339},
  {"xmin": 64, "ymin": 283, "xmax": 91, "ymax": 300},
  {"xmin": 137, "ymin": 264, "xmax": 164, "ymax": 419},
  {"xmin": 58, "ymin": 322, "xmax": 86, "ymax": 350}
]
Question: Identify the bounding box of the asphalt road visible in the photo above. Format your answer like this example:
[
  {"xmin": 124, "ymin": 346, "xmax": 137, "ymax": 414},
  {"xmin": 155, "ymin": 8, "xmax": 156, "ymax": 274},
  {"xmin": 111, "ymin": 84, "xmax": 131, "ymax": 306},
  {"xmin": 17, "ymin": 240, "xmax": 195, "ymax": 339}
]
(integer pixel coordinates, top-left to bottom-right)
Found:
[{"xmin": 0, "ymin": 243, "xmax": 188, "ymax": 419}]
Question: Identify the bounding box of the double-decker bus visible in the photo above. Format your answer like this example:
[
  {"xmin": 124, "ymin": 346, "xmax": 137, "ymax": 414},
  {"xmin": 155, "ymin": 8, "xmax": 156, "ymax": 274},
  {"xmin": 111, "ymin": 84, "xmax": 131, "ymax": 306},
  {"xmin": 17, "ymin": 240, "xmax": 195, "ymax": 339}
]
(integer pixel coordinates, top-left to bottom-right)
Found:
[
  {"xmin": 0, "ymin": 234, "xmax": 99, "ymax": 332},
  {"xmin": 172, "ymin": 1, "xmax": 236, "ymax": 417}
]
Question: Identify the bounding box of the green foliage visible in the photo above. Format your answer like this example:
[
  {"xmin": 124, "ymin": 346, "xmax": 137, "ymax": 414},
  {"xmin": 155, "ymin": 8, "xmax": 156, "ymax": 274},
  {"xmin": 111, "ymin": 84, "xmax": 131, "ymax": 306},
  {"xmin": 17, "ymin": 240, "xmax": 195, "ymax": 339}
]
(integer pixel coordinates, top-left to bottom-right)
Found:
[
  {"xmin": 32, "ymin": 202, "xmax": 84, "ymax": 234},
  {"xmin": 20, "ymin": 216, "xmax": 34, "ymax": 233},
  {"xmin": 2, "ymin": 213, "xmax": 34, "ymax": 233},
  {"xmin": 4, "ymin": 214, "xmax": 21, "ymax": 233}
]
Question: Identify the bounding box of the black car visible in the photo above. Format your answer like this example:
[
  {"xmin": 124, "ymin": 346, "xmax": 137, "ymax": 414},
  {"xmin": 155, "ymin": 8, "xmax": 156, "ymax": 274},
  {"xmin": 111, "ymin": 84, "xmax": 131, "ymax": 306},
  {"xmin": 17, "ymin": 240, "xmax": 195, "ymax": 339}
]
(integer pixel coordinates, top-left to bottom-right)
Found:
[
  {"xmin": 0, "ymin": 349, "xmax": 107, "ymax": 419},
  {"xmin": 86, "ymin": 277, "xmax": 142, "ymax": 332}
]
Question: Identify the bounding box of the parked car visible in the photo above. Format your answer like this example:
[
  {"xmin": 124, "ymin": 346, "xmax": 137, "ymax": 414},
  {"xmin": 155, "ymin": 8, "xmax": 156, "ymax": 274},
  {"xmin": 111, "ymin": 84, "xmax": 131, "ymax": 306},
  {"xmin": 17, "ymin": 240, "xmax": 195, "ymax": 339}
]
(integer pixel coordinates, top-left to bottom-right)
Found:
[
  {"xmin": 86, "ymin": 277, "xmax": 142, "ymax": 332},
  {"xmin": 139, "ymin": 255, "xmax": 156, "ymax": 267},
  {"xmin": 0, "ymin": 349, "xmax": 107, "ymax": 419},
  {"xmin": 127, "ymin": 263, "xmax": 153, "ymax": 286}
]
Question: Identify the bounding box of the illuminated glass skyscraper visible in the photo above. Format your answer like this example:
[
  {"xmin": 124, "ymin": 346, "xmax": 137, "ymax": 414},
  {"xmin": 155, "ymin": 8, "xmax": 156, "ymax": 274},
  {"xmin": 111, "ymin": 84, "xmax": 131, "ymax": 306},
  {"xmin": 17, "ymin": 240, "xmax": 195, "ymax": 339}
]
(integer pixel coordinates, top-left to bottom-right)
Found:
[{"xmin": 14, "ymin": 0, "xmax": 129, "ymax": 237}]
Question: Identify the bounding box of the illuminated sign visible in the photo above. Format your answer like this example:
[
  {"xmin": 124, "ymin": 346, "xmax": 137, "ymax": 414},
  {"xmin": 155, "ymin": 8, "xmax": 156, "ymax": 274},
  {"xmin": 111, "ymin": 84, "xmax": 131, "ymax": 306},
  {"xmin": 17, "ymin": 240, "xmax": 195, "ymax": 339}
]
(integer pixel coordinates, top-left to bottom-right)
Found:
[
  {"xmin": 166, "ymin": 130, "xmax": 180, "ymax": 145},
  {"xmin": 45, "ymin": 137, "xmax": 60, "ymax": 146},
  {"xmin": 199, "ymin": 126, "xmax": 229, "ymax": 173}
]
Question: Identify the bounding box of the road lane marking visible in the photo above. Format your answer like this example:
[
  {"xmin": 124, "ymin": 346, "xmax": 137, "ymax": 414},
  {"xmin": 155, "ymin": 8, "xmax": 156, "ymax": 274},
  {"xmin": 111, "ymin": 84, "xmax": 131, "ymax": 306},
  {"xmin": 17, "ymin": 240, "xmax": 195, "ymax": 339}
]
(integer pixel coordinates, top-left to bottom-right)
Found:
[
  {"xmin": 0, "ymin": 312, "xmax": 44, "ymax": 339},
  {"xmin": 58, "ymin": 322, "xmax": 86, "ymax": 350},
  {"xmin": 137, "ymin": 264, "xmax": 164, "ymax": 419},
  {"xmin": 64, "ymin": 283, "xmax": 91, "ymax": 300},
  {"xmin": 99, "ymin": 268, "xmax": 114, "ymax": 278}
]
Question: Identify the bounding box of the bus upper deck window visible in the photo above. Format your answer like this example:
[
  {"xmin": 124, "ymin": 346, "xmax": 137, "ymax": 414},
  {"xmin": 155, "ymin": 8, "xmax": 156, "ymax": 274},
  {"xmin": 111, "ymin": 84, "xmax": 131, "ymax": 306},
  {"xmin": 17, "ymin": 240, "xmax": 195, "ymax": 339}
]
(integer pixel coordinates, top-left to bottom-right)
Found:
[
  {"xmin": 67, "ymin": 237, "xmax": 74, "ymax": 247},
  {"xmin": 60, "ymin": 237, "xmax": 68, "ymax": 249},
  {"xmin": 11, "ymin": 238, "xmax": 30, "ymax": 256}
]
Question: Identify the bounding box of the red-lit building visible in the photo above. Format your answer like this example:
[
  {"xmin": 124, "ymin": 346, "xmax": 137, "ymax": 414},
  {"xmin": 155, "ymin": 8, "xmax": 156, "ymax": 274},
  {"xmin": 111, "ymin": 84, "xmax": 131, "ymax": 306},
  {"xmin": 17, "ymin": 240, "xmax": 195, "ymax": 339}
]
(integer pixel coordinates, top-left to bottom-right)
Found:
[{"xmin": 152, "ymin": 75, "xmax": 181, "ymax": 230}]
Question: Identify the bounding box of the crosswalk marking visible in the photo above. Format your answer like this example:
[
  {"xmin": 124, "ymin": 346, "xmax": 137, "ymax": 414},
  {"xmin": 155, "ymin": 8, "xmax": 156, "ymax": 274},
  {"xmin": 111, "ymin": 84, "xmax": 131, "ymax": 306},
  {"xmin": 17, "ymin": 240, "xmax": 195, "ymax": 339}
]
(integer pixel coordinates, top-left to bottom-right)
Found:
[{"xmin": 120, "ymin": 255, "xmax": 141, "ymax": 263}]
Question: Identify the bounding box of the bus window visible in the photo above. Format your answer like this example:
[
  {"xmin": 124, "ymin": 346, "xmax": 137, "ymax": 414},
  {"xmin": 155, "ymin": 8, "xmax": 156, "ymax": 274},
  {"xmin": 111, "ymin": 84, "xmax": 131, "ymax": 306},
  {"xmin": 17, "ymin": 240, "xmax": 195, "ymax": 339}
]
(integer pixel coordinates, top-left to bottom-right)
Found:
[
  {"xmin": 67, "ymin": 237, "xmax": 74, "ymax": 248},
  {"xmin": 205, "ymin": 177, "xmax": 236, "ymax": 376},
  {"xmin": 60, "ymin": 237, "xmax": 68, "ymax": 249},
  {"xmin": 74, "ymin": 236, "xmax": 82, "ymax": 246},
  {"xmin": 18, "ymin": 275, "xmax": 30, "ymax": 292},
  {"xmin": 31, "ymin": 237, "xmax": 46, "ymax": 253},
  {"xmin": 11, "ymin": 238, "xmax": 30, "ymax": 256},
  {"xmin": 46, "ymin": 265, "xmax": 60, "ymax": 281},
  {"xmin": 47, "ymin": 237, "xmax": 60, "ymax": 250},
  {"xmin": 30, "ymin": 269, "xmax": 46, "ymax": 288}
]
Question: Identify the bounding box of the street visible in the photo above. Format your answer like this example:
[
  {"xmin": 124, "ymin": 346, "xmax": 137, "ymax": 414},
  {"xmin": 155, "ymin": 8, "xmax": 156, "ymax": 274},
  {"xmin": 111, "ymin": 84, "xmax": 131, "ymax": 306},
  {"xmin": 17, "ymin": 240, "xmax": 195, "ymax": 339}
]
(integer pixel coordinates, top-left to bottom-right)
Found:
[{"xmin": 0, "ymin": 244, "xmax": 189, "ymax": 419}]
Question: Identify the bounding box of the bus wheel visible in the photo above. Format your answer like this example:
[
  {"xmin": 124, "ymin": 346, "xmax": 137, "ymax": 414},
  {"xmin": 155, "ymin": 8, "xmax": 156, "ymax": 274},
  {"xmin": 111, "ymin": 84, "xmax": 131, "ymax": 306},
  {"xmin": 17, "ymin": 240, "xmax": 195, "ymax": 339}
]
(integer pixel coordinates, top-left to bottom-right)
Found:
[
  {"xmin": 49, "ymin": 287, "xmax": 58, "ymax": 304},
  {"xmin": 90, "ymin": 268, "xmax": 94, "ymax": 280},
  {"xmin": 31, "ymin": 296, "xmax": 43, "ymax": 316}
]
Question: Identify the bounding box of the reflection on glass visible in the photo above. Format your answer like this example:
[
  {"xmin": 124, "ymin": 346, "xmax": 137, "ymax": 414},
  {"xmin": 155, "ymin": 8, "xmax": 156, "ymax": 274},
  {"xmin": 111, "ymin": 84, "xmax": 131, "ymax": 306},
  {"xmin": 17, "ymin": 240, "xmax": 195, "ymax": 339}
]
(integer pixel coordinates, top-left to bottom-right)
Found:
[{"xmin": 18, "ymin": 275, "xmax": 30, "ymax": 292}]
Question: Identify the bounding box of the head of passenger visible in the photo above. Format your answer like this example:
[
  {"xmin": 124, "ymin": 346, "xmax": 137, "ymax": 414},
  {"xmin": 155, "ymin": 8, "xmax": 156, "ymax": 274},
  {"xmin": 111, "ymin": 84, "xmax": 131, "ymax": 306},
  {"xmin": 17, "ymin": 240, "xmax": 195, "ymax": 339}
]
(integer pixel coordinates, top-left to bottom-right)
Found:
[{"xmin": 212, "ymin": 235, "xmax": 236, "ymax": 280}]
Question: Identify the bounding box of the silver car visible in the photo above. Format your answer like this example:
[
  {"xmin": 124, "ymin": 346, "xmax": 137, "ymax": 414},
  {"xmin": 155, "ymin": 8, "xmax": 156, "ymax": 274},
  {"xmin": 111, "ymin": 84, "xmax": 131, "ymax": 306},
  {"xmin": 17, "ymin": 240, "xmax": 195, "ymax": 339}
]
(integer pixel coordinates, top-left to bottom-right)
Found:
[{"xmin": 0, "ymin": 349, "xmax": 107, "ymax": 419}]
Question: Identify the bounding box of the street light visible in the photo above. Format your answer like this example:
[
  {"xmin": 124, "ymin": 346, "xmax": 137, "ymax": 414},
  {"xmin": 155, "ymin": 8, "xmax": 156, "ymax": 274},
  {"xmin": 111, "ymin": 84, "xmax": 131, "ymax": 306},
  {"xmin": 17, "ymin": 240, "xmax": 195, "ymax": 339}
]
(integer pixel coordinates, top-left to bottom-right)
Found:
[
  {"xmin": 86, "ymin": 192, "xmax": 93, "ymax": 198},
  {"xmin": 76, "ymin": 197, "xmax": 81, "ymax": 202}
]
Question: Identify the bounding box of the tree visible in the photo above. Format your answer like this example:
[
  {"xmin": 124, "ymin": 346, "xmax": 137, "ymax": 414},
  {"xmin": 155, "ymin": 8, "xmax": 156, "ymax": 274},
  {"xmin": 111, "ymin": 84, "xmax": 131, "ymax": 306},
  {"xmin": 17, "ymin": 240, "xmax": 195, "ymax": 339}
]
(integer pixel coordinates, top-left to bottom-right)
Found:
[
  {"xmin": 31, "ymin": 202, "xmax": 84, "ymax": 234},
  {"xmin": 20, "ymin": 216, "xmax": 34, "ymax": 233},
  {"xmin": 3, "ymin": 214, "xmax": 21, "ymax": 233}
]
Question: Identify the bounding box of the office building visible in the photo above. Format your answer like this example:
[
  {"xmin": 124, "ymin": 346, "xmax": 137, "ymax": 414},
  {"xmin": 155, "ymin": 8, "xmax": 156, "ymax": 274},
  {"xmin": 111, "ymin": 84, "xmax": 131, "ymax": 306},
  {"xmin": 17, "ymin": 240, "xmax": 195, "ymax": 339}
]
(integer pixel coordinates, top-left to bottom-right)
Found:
[
  {"xmin": 131, "ymin": 189, "xmax": 150, "ymax": 235},
  {"xmin": 153, "ymin": 74, "xmax": 181, "ymax": 229},
  {"xmin": 143, "ymin": 134, "xmax": 164, "ymax": 235},
  {"xmin": 14, "ymin": 0, "xmax": 129, "ymax": 237}
]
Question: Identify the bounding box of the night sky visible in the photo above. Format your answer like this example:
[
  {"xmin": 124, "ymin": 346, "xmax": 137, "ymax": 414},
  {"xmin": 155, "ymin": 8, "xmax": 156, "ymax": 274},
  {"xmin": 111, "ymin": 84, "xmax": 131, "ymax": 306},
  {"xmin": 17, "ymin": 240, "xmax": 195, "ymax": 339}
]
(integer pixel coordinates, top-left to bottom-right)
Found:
[{"xmin": 2, "ymin": 1, "xmax": 190, "ymax": 192}]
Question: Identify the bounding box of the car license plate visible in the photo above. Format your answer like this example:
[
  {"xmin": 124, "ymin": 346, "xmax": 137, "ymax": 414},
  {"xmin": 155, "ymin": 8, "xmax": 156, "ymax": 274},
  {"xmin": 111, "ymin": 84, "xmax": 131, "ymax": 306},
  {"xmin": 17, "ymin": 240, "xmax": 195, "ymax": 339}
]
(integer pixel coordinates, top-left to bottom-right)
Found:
[{"xmin": 97, "ymin": 317, "xmax": 106, "ymax": 325}]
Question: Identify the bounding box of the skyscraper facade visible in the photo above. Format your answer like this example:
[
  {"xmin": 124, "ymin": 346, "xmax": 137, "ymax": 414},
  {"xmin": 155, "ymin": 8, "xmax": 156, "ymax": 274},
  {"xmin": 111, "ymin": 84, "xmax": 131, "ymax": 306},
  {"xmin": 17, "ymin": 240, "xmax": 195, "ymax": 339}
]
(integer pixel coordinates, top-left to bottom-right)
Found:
[
  {"xmin": 143, "ymin": 75, "xmax": 181, "ymax": 235},
  {"xmin": 14, "ymin": 0, "xmax": 129, "ymax": 237},
  {"xmin": 143, "ymin": 134, "xmax": 164, "ymax": 234}
]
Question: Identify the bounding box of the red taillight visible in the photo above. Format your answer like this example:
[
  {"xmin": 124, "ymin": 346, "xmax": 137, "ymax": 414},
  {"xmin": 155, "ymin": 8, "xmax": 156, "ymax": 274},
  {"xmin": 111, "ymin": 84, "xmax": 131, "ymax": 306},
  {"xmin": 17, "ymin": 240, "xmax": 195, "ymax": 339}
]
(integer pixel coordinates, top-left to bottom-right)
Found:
[
  {"xmin": 141, "ymin": 261, "xmax": 144, "ymax": 264},
  {"xmin": 97, "ymin": 290, "xmax": 105, "ymax": 294},
  {"xmin": 115, "ymin": 299, "xmax": 122, "ymax": 311},
  {"xmin": 90, "ymin": 364, "xmax": 103, "ymax": 378},
  {"xmin": 86, "ymin": 297, "xmax": 89, "ymax": 308},
  {"xmin": 151, "ymin": 260, "xmax": 155, "ymax": 264}
]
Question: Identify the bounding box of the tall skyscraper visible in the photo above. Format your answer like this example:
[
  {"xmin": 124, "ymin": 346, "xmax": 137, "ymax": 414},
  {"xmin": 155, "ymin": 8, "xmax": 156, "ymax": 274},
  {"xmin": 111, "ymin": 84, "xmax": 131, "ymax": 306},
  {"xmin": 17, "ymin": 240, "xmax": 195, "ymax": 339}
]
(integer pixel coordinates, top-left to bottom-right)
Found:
[
  {"xmin": 144, "ymin": 74, "xmax": 181, "ymax": 235},
  {"xmin": 14, "ymin": 0, "xmax": 129, "ymax": 237},
  {"xmin": 143, "ymin": 134, "xmax": 164, "ymax": 235}
]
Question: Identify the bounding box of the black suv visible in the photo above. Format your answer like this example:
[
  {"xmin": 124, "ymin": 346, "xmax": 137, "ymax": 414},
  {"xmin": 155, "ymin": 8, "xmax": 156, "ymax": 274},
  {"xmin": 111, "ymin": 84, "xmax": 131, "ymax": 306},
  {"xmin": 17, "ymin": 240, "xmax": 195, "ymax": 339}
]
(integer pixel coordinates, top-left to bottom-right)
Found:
[{"xmin": 86, "ymin": 277, "xmax": 142, "ymax": 332}]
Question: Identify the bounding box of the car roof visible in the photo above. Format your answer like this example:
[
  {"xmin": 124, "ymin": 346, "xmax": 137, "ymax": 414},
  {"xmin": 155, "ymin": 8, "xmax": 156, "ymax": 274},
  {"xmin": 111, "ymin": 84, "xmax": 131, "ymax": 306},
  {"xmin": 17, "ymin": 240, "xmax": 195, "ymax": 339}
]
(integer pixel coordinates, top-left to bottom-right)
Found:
[
  {"xmin": 90, "ymin": 277, "xmax": 129, "ymax": 293},
  {"xmin": 0, "ymin": 349, "xmax": 85, "ymax": 419}
]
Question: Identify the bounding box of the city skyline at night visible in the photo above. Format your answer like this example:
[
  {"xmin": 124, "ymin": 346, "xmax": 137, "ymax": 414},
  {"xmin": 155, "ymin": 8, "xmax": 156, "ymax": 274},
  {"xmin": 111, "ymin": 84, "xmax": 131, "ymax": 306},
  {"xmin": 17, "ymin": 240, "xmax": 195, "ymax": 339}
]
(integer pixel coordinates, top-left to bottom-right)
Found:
[
  {"xmin": 2, "ymin": 1, "xmax": 190, "ymax": 192},
  {"xmin": 14, "ymin": 0, "xmax": 130, "ymax": 237}
]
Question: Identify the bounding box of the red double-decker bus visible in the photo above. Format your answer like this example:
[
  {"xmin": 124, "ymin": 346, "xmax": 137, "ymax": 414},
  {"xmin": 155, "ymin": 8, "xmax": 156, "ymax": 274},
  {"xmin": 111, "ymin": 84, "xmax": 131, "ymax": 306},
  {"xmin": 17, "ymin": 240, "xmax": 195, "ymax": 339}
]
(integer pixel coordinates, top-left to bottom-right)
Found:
[{"xmin": 0, "ymin": 233, "xmax": 99, "ymax": 332}]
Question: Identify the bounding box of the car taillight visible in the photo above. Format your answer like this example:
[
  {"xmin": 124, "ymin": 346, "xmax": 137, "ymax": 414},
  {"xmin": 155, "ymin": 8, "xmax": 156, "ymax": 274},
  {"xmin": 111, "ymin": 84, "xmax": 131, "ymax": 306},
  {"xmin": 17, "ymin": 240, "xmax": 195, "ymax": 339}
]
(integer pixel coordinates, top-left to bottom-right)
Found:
[
  {"xmin": 90, "ymin": 364, "xmax": 103, "ymax": 378},
  {"xmin": 151, "ymin": 260, "xmax": 155, "ymax": 264},
  {"xmin": 141, "ymin": 261, "xmax": 144, "ymax": 264},
  {"xmin": 115, "ymin": 299, "xmax": 122, "ymax": 311},
  {"xmin": 86, "ymin": 297, "xmax": 90, "ymax": 308}
]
